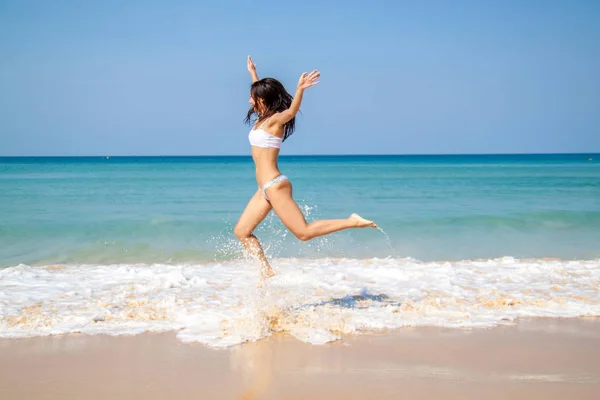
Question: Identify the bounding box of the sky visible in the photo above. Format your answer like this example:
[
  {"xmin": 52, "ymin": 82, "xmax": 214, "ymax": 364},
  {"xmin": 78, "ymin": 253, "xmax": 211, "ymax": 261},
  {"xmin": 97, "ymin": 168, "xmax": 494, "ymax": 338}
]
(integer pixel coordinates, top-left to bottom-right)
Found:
[{"xmin": 0, "ymin": 0, "xmax": 599, "ymax": 156}]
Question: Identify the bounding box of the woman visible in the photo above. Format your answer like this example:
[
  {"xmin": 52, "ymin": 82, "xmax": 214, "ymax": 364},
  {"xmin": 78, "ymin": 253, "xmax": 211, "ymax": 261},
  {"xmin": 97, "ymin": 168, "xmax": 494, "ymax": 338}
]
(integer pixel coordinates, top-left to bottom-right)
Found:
[{"xmin": 234, "ymin": 56, "xmax": 377, "ymax": 279}]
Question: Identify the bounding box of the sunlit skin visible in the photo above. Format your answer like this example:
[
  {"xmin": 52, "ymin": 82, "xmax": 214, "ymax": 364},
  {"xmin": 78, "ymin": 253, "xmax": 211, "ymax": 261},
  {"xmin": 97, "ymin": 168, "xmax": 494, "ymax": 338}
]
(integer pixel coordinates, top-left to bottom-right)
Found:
[{"xmin": 234, "ymin": 56, "xmax": 377, "ymax": 280}]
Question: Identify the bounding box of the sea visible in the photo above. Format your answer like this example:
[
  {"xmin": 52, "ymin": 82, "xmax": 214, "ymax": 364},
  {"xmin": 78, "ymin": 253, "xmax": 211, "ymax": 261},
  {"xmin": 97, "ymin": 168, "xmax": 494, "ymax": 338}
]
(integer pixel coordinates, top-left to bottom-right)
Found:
[{"xmin": 1, "ymin": 154, "xmax": 599, "ymax": 346}]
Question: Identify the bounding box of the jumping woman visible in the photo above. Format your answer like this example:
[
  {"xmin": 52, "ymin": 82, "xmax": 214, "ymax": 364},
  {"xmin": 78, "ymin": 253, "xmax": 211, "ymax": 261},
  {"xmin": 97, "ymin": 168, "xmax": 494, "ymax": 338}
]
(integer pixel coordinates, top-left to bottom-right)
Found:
[{"xmin": 234, "ymin": 56, "xmax": 377, "ymax": 279}]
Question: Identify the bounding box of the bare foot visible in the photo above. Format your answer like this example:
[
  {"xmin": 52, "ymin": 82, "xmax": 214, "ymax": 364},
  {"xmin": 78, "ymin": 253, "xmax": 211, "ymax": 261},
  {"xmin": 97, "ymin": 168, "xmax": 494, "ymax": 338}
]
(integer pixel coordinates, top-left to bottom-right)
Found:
[
  {"xmin": 263, "ymin": 268, "xmax": 275, "ymax": 279},
  {"xmin": 257, "ymin": 269, "xmax": 275, "ymax": 288},
  {"xmin": 349, "ymin": 213, "xmax": 377, "ymax": 228},
  {"xmin": 261, "ymin": 263, "xmax": 275, "ymax": 279}
]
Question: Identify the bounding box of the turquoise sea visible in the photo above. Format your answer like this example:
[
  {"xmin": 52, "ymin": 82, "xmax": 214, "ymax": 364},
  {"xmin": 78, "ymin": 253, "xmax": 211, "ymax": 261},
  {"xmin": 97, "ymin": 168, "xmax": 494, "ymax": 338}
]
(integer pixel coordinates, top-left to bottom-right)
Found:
[
  {"xmin": 1, "ymin": 154, "xmax": 599, "ymax": 267},
  {"xmin": 1, "ymin": 154, "xmax": 599, "ymax": 345}
]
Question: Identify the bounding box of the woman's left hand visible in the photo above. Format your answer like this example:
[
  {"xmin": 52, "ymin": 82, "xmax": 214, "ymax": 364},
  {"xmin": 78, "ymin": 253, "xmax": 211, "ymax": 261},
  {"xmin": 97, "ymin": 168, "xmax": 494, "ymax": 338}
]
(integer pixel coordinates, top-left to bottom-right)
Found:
[{"xmin": 297, "ymin": 70, "xmax": 320, "ymax": 90}]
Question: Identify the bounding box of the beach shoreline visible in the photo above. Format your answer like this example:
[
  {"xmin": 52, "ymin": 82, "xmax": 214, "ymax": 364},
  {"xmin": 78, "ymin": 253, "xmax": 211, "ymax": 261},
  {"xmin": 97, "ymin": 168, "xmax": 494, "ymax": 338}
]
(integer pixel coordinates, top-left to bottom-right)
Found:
[{"xmin": 1, "ymin": 317, "xmax": 599, "ymax": 399}]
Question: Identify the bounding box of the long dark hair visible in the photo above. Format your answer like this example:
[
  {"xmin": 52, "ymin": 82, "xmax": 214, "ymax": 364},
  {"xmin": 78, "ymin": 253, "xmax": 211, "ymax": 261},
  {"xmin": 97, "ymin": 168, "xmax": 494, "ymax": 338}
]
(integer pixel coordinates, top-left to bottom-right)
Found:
[{"xmin": 245, "ymin": 78, "xmax": 296, "ymax": 142}]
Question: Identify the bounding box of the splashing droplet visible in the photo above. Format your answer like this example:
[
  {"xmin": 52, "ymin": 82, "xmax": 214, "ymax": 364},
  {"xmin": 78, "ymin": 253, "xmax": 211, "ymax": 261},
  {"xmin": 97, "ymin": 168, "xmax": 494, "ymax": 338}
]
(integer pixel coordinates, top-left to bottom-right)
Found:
[{"xmin": 376, "ymin": 226, "xmax": 396, "ymax": 253}]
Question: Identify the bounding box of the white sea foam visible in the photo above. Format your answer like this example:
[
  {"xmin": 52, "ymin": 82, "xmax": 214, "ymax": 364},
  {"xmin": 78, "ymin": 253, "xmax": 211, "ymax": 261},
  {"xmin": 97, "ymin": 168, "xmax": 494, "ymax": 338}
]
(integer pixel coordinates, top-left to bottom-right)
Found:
[{"xmin": 1, "ymin": 257, "xmax": 599, "ymax": 346}]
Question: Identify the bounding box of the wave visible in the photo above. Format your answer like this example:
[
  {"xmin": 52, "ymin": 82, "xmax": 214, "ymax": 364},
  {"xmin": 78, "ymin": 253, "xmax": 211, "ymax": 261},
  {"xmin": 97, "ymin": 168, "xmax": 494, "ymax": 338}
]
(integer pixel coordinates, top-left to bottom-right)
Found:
[{"xmin": 1, "ymin": 257, "xmax": 599, "ymax": 346}]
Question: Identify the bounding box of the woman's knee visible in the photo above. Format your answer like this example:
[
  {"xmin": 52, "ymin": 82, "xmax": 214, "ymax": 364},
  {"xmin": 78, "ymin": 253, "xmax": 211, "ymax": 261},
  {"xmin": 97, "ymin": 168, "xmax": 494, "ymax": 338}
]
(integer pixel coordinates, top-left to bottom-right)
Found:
[
  {"xmin": 234, "ymin": 226, "xmax": 251, "ymax": 240},
  {"xmin": 292, "ymin": 230, "xmax": 311, "ymax": 242}
]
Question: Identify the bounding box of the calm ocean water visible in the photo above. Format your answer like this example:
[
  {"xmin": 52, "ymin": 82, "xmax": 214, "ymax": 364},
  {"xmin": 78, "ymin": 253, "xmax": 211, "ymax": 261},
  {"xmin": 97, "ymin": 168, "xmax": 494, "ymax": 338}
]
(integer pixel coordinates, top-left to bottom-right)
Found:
[
  {"xmin": 1, "ymin": 154, "xmax": 599, "ymax": 345},
  {"xmin": 1, "ymin": 154, "xmax": 599, "ymax": 266}
]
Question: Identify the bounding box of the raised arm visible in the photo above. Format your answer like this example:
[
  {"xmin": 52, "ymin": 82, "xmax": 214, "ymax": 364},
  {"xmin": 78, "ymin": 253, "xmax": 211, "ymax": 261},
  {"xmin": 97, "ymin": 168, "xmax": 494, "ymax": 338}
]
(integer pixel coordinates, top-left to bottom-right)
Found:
[
  {"xmin": 274, "ymin": 70, "xmax": 320, "ymax": 125},
  {"xmin": 247, "ymin": 56, "xmax": 259, "ymax": 83}
]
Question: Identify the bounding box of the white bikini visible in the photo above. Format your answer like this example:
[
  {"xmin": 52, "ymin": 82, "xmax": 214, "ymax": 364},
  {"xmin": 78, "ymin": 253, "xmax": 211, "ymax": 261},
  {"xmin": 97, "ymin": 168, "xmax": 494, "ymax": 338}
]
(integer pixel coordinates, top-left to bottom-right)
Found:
[
  {"xmin": 249, "ymin": 117, "xmax": 288, "ymax": 201},
  {"xmin": 248, "ymin": 117, "xmax": 283, "ymax": 149}
]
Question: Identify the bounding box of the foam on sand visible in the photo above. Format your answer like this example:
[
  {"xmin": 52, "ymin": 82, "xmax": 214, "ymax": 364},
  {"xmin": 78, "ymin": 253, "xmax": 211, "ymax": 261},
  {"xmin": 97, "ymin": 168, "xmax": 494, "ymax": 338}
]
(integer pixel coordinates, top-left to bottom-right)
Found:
[{"xmin": 1, "ymin": 257, "xmax": 599, "ymax": 346}]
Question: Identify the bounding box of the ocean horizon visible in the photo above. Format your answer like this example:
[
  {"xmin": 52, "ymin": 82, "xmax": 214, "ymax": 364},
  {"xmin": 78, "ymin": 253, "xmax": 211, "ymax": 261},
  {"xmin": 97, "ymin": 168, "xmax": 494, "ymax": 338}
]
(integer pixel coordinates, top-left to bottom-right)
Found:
[{"xmin": 1, "ymin": 152, "xmax": 597, "ymax": 157}]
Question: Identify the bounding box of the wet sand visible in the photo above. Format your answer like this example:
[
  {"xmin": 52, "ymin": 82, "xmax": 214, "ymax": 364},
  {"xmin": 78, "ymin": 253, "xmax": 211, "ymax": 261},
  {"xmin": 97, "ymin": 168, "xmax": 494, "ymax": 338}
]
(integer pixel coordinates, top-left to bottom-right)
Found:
[{"xmin": 1, "ymin": 318, "xmax": 599, "ymax": 399}]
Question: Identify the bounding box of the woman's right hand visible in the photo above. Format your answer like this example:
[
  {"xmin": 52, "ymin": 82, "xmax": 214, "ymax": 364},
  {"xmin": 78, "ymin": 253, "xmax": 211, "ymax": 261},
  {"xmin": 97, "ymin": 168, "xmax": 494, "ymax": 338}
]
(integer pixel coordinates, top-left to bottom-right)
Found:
[
  {"xmin": 247, "ymin": 56, "xmax": 259, "ymax": 82},
  {"xmin": 247, "ymin": 56, "xmax": 257, "ymax": 74}
]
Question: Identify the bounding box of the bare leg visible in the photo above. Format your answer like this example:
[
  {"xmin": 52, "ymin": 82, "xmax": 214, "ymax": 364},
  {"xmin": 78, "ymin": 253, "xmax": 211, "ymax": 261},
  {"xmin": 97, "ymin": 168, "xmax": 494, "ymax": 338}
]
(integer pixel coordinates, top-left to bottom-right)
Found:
[
  {"xmin": 239, "ymin": 234, "xmax": 272, "ymax": 274},
  {"xmin": 234, "ymin": 190, "xmax": 274, "ymax": 278},
  {"xmin": 266, "ymin": 181, "xmax": 377, "ymax": 241}
]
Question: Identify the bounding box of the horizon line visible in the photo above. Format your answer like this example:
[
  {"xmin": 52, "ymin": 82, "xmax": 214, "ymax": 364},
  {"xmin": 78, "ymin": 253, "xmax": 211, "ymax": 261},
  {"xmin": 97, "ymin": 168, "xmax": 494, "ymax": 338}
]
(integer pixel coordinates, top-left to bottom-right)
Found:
[{"xmin": 0, "ymin": 152, "xmax": 599, "ymax": 158}]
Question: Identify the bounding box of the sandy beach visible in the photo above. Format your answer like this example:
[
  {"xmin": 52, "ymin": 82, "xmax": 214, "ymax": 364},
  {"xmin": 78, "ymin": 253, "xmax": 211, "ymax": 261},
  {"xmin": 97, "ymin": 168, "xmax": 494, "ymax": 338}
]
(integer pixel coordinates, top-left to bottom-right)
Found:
[{"xmin": 1, "ymin": 318, "xmax": 599, "ymax": 399}]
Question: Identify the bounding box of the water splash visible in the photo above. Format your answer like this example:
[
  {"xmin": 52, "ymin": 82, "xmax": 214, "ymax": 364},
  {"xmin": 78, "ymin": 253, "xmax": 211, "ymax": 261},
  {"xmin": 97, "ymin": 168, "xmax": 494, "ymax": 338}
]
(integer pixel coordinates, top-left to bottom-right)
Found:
[{"xmin": 376, "ymin": 226, "xmax": 396, "ymax": 253}]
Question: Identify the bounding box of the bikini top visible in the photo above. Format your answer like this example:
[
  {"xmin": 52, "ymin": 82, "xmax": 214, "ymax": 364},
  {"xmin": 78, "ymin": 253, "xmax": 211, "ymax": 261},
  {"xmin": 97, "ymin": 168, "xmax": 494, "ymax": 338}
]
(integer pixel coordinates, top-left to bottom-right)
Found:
[{"xmin": 248, "ymin": 117, "xmax": 283, "ymax": 149}]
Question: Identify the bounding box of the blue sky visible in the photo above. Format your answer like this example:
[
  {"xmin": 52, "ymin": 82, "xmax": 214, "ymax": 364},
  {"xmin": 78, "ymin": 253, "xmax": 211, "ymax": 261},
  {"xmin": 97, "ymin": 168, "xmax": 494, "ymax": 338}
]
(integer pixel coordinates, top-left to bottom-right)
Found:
[{"xmin": 0, "ymin": 0, "xmax": 599, "ymax": 156}]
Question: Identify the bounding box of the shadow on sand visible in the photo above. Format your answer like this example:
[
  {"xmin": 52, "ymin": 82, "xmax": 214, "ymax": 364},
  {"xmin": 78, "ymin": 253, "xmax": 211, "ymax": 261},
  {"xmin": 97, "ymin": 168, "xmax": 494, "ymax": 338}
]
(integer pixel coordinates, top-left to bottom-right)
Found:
[{"xmin": 292, "ymin": 288, "xmax": 401, "ymax": 310}]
